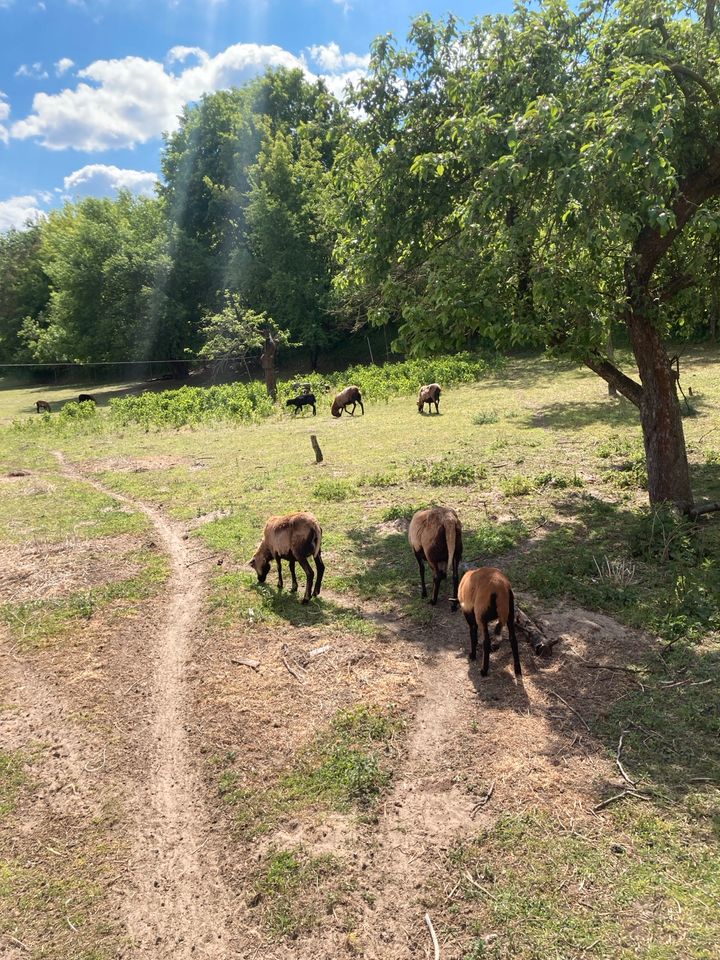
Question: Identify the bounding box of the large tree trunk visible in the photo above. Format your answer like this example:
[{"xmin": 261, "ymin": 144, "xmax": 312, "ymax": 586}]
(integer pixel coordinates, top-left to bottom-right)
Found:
[{"xmin": 626, "ymin": 311, "xmax": 694, "ymax": 510}]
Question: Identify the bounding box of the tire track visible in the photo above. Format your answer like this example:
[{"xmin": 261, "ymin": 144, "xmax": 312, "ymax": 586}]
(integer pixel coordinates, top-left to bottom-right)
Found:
[{"xmin": 54, "ymin": 452, "xmax": 232, "ymax": 958}]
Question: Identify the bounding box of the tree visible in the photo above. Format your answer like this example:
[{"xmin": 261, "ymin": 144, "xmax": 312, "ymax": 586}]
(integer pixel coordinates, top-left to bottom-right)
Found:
[
  {"xmin": 238, "ymin": 125, "xmax": 340, "ymax": 369},
  {"xmin": 22, "ymin": 193, "xmax": 169, "ymax": 362},
  {"xmin": 0, "ymin": 224, "xmax": 50, "ymax": 362},
  {"xmin": 336, "ymin": 1, "xmax": 720, "ymax": 511},
  {"xmin": 160, "ymin": 68, "xmax": 345, "ymax": 349},
  {"xmin": 198, "ymin": 292, "xmax": 290, "ymax": 396}
]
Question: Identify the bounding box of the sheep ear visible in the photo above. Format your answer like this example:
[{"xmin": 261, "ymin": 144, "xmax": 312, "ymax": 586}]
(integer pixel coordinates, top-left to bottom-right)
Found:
[{"xmin": 248, "ymin": 558, "xmax": 255, "ymax": 568}]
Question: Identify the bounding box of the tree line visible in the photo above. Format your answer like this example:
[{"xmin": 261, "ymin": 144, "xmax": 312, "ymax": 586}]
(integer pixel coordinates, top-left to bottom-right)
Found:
[{"xmin": 2, "ymin": 0, "xmax": 720, "ymax": 510}]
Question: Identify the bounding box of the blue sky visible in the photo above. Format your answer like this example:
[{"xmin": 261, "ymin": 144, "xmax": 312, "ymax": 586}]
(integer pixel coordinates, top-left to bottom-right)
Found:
[{"xmin": 0, "ymin": 0, "xmax": 511, "ymax": 230}]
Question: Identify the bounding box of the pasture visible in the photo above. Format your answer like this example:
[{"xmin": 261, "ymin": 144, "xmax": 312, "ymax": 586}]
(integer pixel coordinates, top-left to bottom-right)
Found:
[{"xmin": 1, "ymin": 350, "xmax": 719, "ymax": 960}]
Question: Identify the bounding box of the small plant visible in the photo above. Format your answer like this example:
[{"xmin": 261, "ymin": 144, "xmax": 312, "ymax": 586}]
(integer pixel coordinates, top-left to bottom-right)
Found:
[
  {"xmin": 358, "ymin": 471, "xmax": 399, "ymax": 488},
  {"xmin": 312, "ymin": 478, "xmax": 354, "ymax": 501},
  {"xmin": 472, "ymin": 410, "xmax": 499, "ymax": 425},
  {"xmin": 250, "ymin": 847, "xmax": 339, "ymax": 938},
  {"xmin": 592, "ymin": 555, "xmax": 637, "ymax": 587},
  {"xmin": 501, "ymin": 473, "xmax": 534, "ymax": 497},
  {"xmin": 409, "ymin": 457, "xmax": 483, "ymax": 486},
  {"xmin": 382, "ymin": 503, "xmax": 426, "ymax": 522},
  {"xmin": 629, "ymin": 505, "xmax": 700, "ymax": 563},
  {"xmin": 704, "ymin": 448, "xmax": 720, "ymax": 465}
]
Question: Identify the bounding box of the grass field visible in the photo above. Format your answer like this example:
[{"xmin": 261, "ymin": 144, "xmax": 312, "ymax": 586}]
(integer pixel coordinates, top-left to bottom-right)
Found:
[{"xmin": 1, "ymin": 349, "xmax": 719, "ymax": 959}]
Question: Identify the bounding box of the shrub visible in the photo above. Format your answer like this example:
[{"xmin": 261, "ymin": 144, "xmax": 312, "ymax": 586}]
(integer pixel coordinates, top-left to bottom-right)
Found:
[
  {"xmin": 501, "ymin": 474, "xmax": 534, "ymax": 497},
  {"xmin": 312, "ymin": 479, "xmax": 354, "ymax": 501}
]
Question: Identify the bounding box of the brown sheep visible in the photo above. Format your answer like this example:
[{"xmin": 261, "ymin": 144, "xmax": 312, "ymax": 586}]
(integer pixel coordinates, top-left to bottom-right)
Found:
[
  {"xmin": 36, "ymin": 400, "xmax": 51, "ymax": 413},
  {"xmin": 249, "ymin": 512, "xmax": 325, "ymax": 604},
  {"xmin": 417, "ymin": 383, "xmax": 441, "ymax": 414},
  {"xmin": 78, "ymin": 393, "xmax": 96, "ymax": 404},
  {"xmin": 331, "ymin": 385, "xmax": 364, "ymax": 418},
  {"xmin": 408, "ymin": 506, "xmax": 463, "ymax": 608},
  {"xmin": 458, "ymin": 567, "xmax": 521, "ymax": 677}
]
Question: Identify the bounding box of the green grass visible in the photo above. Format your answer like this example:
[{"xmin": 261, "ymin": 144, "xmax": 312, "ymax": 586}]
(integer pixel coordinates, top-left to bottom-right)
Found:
[
  {"xmin": 0, "ymin": 474, "xmax": 147, "ymax": 543},
  {"xmin": 0, "ymin": 752, "xmax": 28, "ymax": 819},
  {"xmin": 0, "ymin": 548, "xmax": 169, "ymax": 648},
  {"xmin": 218, "ymin": 705, "xmax": 401, "ymax": 837},
  {"xmin": 249, "ymin": 847, "xmax": 343, "ymax": 939},
  {"xmin": 445, "ymin": 806, "xmax": 720, "ymax": 960}
]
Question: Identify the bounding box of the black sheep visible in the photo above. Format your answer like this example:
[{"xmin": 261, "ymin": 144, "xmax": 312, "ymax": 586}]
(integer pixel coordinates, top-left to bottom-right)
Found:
[{"xmin": 286, "ymin": 393, "xmax": 317, "ymax": 416}]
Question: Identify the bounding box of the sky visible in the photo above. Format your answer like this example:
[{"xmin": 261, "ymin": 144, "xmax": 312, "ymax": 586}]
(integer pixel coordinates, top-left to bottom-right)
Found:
[{"xmin": 0, "ymin": 0, "xmax": 511, "ymax": 231}]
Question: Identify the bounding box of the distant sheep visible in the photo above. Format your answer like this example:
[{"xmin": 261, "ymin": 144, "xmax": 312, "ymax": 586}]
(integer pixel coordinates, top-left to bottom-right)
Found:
[
  {"xmin": 458, "ymin": 567, "xmax": 521, "ymax": 677},
  {"xmin": 408, "ymin": 506, "xmax": 463, "ymax": 608},
  {"xmin": 249, "ymin": 512, "xmax": 325, "ymax": 604},
  {"xmin": 35, "ymin": 400, "xmax": 51, "ymax": 414},
  {"xmin": 286, "ymin": 393, "xmax": 317, "ymax": 416},
  {"xmin": 331, "ymin": 385, "xmax": 364, "ymax": 418},
  {"xmin": 78, "ymin": 393, "xmax": 96, "ymax": 404},
  {"xmin": 417, "ymin": 383, "xmax": 441, "ymax": 414}
]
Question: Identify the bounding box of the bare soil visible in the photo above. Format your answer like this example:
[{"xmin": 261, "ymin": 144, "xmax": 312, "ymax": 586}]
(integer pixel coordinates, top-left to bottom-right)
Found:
[{"xmin": 1, "ymin": 464, "xmax": 652, "ymax": 959}]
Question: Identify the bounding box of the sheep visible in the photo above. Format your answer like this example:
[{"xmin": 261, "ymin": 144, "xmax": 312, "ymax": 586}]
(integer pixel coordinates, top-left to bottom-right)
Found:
[
  {"xmin": 408, "ymin": 506, "xmax": 463, "ymax": 608},
  {"xmin": 458, "ymin": 567, "xmax": 521, "ymax": 677},
  {"xmin": 331, "ymin": 385, "xmax": 364, "ymax": 418},
  {"xmin": 249, "ymin": 512, "xmax": 325, "ymax": 604},
  {"xmin": 417, "ymin": 383, "xmax": 441, "ymax": 414},
  {"xmin": 286, "ymin": 393, "xmax": 317, "ymax": 416},
  {"xmin": 78, "ymin": 393, "xmax": 96, "ymax": 404},
  {"xmin": 35, "ymin": 400, "xmax": 51, "ymax": 414}
]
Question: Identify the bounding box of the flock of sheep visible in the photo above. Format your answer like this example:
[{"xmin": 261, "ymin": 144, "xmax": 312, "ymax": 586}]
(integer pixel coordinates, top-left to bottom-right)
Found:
[{"xmin": 254, "ymin": 381, "xmax": 522, "ymax": 679}]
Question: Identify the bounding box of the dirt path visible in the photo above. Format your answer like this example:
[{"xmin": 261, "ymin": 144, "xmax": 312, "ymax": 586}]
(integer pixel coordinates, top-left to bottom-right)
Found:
[{"xmin": 53, "ymin": 452, "xmax": 233, "ymax": 958}]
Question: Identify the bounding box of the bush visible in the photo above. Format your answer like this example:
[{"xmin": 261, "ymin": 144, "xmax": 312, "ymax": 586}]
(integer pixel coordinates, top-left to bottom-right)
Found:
[{"xmin": 408, "ymin": 457, "xmax": 483, "ymax": 486}]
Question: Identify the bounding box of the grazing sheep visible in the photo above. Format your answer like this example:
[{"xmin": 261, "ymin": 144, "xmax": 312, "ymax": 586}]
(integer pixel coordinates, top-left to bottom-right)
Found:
[
  {"xmin": 458, "ymin": 567, "xmax": 521, "ymax": 677},
  {"xmin": 78, "ymin": 393, "xmax": 96, "ymax": 404},
  {"xmin": 417, "ymin": 383, "xmax": 441, "ymax": 414},
  {"xmin": 35, "ymin": 400, "xmax": 51, "ymax": 414},
  {"xmin": 331, "ymin": 385, "xmax": 364, "ymax": 418},
  {"xmin": 408, "ymin": 506, "xmax": 463, "ymax": 608},
  {"xmin": 249, "ymin": 512, "xmax": 325, "ymax": 604},
  {"xmin": 286, "ymin": 393, "xmax": 317, "ymax": 416}
]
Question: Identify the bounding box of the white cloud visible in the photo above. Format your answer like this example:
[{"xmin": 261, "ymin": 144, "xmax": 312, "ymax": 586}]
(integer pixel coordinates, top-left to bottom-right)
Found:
[
  {"xmin": 63, "ymin": 163, "xmax": 158, "ymax": 197},
  {"xmin": 0, "ymin": 92, "xmax": 9, "ymax": 144},
  {"xmin": 11, "ymin": 41, "xmax": 369, "ymax": 151},
  {"xmin": 55, "ymin": 57, "xmax": 75, "ymax": 76},
  {"xmin": 306, "ymin": 42, "xmax": 369, "ymax": 73},
  {"xmin": 16, "ymin": 62, "xmax": 50, "ymax": 80},
  {"xmin": 0, "ymin": 194, "xmax": 46, "ymax": 231}
]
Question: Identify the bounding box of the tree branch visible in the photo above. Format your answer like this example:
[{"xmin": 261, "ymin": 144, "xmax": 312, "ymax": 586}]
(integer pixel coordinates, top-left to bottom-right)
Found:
[
  {"xmin": 584, "ymin": 353, "xmax": 644, "ymax": 407},
  {"xmin": 664, "ymin": 62, "xmax": 719, "ymax": 105},
  {"xmin": 654, "ymin": 273, "xmax": 696, "ymax": 303},
  {"xmin": 630, "ymin": 147, "xmax": 720, "ymax": 293}
]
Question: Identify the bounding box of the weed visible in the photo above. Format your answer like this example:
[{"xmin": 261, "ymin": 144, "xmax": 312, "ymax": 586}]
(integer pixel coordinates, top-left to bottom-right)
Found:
[
  {"xmin": 409, "ymin": 458, "xmax": 483, "ymax": 487},
  {"xmin": 312, "ymin": 479, "xmax": 355, "ymax": 502},
  {"xmin": 501, "ymin": 474, "xmax": 534, "ymax": 497},
  {"xmin": 472, "ymin": 411, "xmax": 499, "ymax": 425},
  {"xmin": 381, "ymin": 504, "xmax": 427, "ymax": 522},
  {"xmin": 250, "ymin": 847, "xmax": 340, "ymax": 938}
]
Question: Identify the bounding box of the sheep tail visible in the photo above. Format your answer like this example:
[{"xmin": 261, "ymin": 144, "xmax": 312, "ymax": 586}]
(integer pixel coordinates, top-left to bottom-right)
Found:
[
  {"xmin": 312, "ymin": 526, "xmax": 323, "ymax": 558},
  {"xmin": 444, "ymin": 516, "xmax": 457, "ymax": 569}
]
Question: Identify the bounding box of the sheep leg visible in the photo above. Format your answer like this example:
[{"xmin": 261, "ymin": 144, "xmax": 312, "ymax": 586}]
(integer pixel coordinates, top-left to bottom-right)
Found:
[
  {"xmin": 298, "ymin": 557, "xmax": 314, "ymax": 604},
  {"xmin": 431, "ymin": 568, "xmax": 443, "ymax": 606},
  {"xmin": 508, "ymin": 591, "xmax": 521, "ymax": 676},
  {"xmin": 414, "ymin": 551, "xmax": 427, "ymax": 598},
  {"xmin": 312, "ymin": 404, "xmax": 316, "ymax": 416},
  {"xmin": 288, "ymin": 558, "xmax": 298, "ymax": 592},
  {"xmin": 348, "ymin": 402, "xmax": 356, "ymax": 416},
  {"xmin": 434, "ymin": 400, "xmax": 439, "ymax": 414},
  {"xmin": 464, "ymin": 611, "xmax": 478, "ymax": 661},
  {"xmin": 313, "ymin": 552, "xmax": 325, "ymax": 596},
  {"xmin": 480, "ymin": 619, "xmax": 492, "ymax": 677},
  {"xmin": 451, "ymin": 557, "xmax": 460, "ymax": 612},
  {"xmin": 358, "ymin": 399, "xmax": 364, "ymax": 415},
  {"xmin": 276, "ymin": 559, "xmax": 284, "ymax": 590}
]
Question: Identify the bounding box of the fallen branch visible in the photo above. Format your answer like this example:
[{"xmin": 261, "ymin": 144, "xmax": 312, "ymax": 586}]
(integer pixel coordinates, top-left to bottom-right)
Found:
[
  {"xmin": 593, "ymin": 789, "xmax": 652, "ymax": 812},
  {"xmin": 308, "ymin": 643, "xmax": 332, "ymax": 659},
  {"xmin": 231, "ymin": 657, "xmax": 261, "ymax": 671},
  {"xmin": 615, "ymin": 730, "xmax": 637, "ymax": 787},
  {"xmin": 471, "ymin": 780, "xmax": 495, "ymax": 817},
  {"xmin": 464, "ymin": 870, "xmax": 498, "ymax": 901},
  {"xmin": 576, "ymin": 659, "xmax": 646, "ymax": 691},
  {"xmin": 548, "ymin": 689, "xmax": 590, "ymax": 731},
  {"xmin": 688, "ymin": 500, "xmax": 720, "ymax": 519},
  {"xmin": 281, "ymin": 644, "xmax": 306, "ymax": 683},
  {"xmin": 658, "ymin": 677, "xmax": 713, "ymax": 688},
  {"xmin": 424, "ymin": 913, "xmax": 441, "ymax": 960}
]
